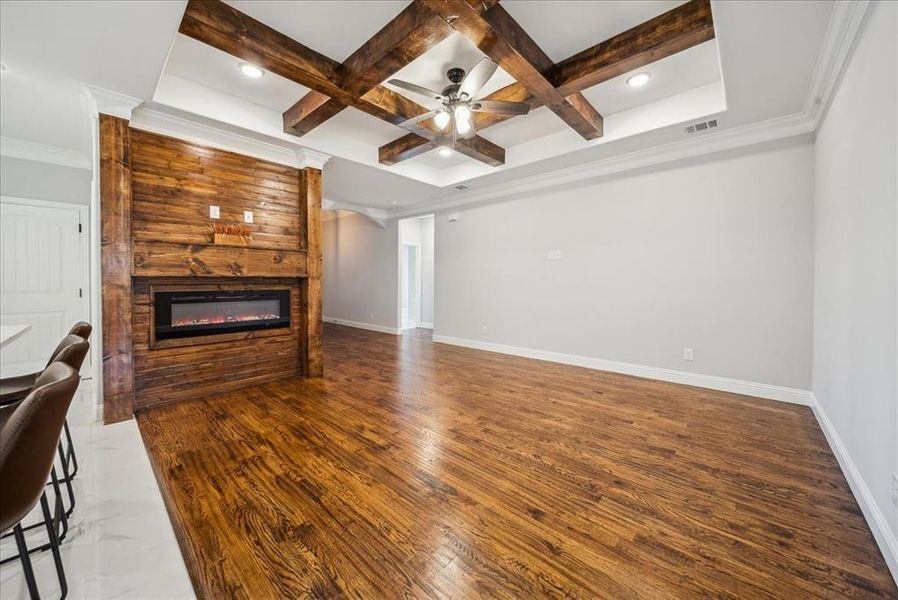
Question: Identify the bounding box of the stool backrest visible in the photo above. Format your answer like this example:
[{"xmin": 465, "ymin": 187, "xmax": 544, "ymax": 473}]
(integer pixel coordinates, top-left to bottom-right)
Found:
[
  {"xmin": 68, "ymin": 321, "xmax": 92, "ymax": 340},
  {"xmin": 0, "ymin": 363, "xmax": 79, "ymax": 533},
  {"xmin": 44, "ymin": 334, "xmax": 89, "ymax": 371}
]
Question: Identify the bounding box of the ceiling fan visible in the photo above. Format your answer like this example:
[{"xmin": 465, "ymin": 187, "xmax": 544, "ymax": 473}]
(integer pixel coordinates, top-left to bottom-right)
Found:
[{"xmin": 388, "ymin": 58, "xmax": 531, "ymax": 146}]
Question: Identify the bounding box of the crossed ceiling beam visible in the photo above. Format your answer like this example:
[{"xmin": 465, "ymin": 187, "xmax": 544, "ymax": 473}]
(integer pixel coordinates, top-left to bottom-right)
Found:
[
  {"xmin": 380, "ymin": 0, "xmax": 715, "ymax": 164},
  {"xmin": 178, "ymin": 0, "xmax": 714, "ymax": 169}
]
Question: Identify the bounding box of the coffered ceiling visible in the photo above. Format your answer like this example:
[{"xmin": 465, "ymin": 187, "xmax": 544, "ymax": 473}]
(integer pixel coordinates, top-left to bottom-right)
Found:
[{"xmin": 0, "ymin": 1, "xmax": 836, "ymax": 212}]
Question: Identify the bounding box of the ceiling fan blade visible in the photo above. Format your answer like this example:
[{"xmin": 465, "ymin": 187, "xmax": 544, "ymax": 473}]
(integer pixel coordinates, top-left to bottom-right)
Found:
[
  {"xmin": 398, "ymin": 109, "xmax": 440, "ymax": 128},
  {"xmin": 471, "ymin": 100, "xmax": 531, "ymax": 116},
  {"xmin": 387, "ymin": 79, "xmax": 446, "ymax": 103},
  {"xmin": 458, "ymin": 58, "xmax": 498, "ymax": 100}
]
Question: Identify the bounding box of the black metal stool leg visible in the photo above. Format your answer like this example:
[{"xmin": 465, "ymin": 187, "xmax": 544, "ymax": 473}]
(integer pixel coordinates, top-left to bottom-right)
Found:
[
  {"xmin": 63, "ymin": 420, "xmax": 78, "ymax": 480},
  {"xmin": 55, "ymin": 441, "xmax": 76, "ymax": 518},
  {"xmin": 40, "ymin": 489, "xmax": 68, "ymax": 599},
  {"xmin": 11, "ymin": 524, "xmax": 40, "ymax": 600}
]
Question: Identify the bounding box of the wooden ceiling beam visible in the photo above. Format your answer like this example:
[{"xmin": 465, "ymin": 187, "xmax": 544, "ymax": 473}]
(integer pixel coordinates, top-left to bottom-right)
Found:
[
  {"xmin": 180, "ymin": 0, "xmax": 505, "ymax": 166},
  {"xmin": 553, "ymin": 0, "xmax": 715, "ymax": 96},
  {"xmin": 284, "ymin": 0, "xmax": 455, "ymax": 136},
  {"xmin": 379, "ymin": 0, "xmax": 716, "ymax": 164},
  {"xmin": 430, "ymin": 1, "xmax": 604, "ymax": 140}
]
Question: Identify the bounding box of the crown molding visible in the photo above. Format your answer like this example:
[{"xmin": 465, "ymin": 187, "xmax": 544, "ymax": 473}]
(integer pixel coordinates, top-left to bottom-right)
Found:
[
  {"xmin": 130, "ymin": 102, "xmax": 331, "ymax": 170},
  {"xmin": 804, "ymin": 0, "xmax": 871, "ymax": 129},
  {"xmin": 389, "ymin": 0, "xmax": 872, "ymax": 219},
  {"xmin": 0, "ymin": 136, "xmax": 91, "ymax": 170},
  {"xmin": 82, "ymin": 83, "xmax": 143, "ymax": 120},
  {"xmin": 323, "ymin": 198, "xmax": 389, "ymax": 228},
  {"xmin": 391, "ymin": 110, "xmax": 816, "ymax": 219},
  {"xmin": 298, "ymin": 148, "xmax": 331, "ymax": 171}
]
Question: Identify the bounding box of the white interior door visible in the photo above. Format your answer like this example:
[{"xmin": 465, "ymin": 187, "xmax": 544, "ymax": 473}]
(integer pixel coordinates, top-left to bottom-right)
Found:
[
  {"xmin": 400, "ymin": 245, "xmax": 410, "ymax": 328},
  {"xmin": 0, "ymin": 199, "xmax": 88, "ymax": 377}
]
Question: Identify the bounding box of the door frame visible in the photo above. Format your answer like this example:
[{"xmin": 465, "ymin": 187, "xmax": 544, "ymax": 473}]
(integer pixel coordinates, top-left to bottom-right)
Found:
[
  {"xmin": 0, "ymin": 195, "xmax": 93, "ymax": 380},
  {"xmin": 399, "ymin": 242, "xmax": 422, "ymax": 330}
]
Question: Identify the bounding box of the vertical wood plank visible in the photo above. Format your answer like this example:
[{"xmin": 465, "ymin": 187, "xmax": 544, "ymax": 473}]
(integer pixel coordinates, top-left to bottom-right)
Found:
[
  {"xmin": 100, "ymin": 114, "xmax": 135, "ymax": 423},
  {"xmin": 300, "ymin": 167, "xmax": 323, "ymax": 377}
]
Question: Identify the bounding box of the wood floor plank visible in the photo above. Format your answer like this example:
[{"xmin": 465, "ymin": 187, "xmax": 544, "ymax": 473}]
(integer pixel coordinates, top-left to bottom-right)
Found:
[{"xmin": 138, "ymin": 325, "xmax": 897, "ymax": 599}]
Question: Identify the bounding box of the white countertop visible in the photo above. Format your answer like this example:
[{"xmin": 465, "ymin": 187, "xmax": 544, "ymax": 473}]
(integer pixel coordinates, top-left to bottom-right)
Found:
[{"xmin": 0, "ymin": 324, "xmax": 32, "ymax": 348}]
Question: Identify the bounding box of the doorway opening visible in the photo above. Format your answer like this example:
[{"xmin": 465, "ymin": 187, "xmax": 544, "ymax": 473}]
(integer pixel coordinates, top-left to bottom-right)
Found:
[{"xmin": 398, "ymin": 215, "xmax": 434, "ymax": 333}]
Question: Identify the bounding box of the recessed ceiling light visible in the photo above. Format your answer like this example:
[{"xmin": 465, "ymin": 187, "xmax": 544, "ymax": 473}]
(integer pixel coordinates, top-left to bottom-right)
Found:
[
  {"xmin": 238, "ymin": 62, "xmax": 264, "ymax": 79},
  {"xmin": 438, "ymin": 146, "xmax": 453, "ymax": 157},
  {"xmin": 627, "ymin": 72, "xmax": 651, "ymax": 88}
]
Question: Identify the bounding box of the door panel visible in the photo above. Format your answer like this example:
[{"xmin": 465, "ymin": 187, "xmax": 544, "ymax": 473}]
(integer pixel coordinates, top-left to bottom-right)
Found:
[{"xmin": 0, "ymin": 200, "xmax": 88, "ymax": 377}]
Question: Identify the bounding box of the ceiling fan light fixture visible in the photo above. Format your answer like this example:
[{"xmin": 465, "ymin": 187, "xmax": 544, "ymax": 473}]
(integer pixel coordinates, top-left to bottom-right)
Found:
[
  {"xmin": 626, "ymin": 72, "xmax": 651, "ymax": 88},
  {"xmin": 438, "ymin": 146, "xmax": 453, "ymax": 157},
  {"xmin": 455, "ymin": 117, "xmax": 473, "ymax": 136},
  {"xmin": 238, "ymin": 61, "xmax": 265, "ymax": 79},
  {"xmin": 434, "ymin": 110, "xmax": 451, "ymax": 130},
  {"xmin": 454, "ymin": 104, "xmax": 472, "ymax": 125}
]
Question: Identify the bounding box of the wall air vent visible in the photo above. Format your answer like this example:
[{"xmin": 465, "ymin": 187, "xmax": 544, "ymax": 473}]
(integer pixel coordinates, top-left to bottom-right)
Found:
[
  {"xmin": 685, "ymin": 119, "xmax": 718, "ymax": 134},
  {"xmin": 454, "ymin": 184, "xmax": 469, "ymax": 191}
]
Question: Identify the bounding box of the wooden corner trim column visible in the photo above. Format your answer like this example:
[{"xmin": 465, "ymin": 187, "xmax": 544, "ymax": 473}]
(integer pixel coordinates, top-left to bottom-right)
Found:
[
  {"xmin": 99, "ymin": 114, "xmax": 135, "ymax": 423},
  {"xmin": 300, "ymin": 167, "xmax": 323, "ymax": 377}
]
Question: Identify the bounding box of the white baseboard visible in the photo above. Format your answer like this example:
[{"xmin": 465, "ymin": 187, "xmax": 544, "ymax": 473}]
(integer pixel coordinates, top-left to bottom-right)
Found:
[
  {"xmin": 324, "ymin": 317, "xmax": 401, "ymax": 335},
  {"xmin": 810, "ymin": 394, "xmax": 898, "ymax": 584},
  {"xmin": 418, "ymin": 322, "xmax": 434, "ymax": 330},
  {"xmin": 432, "ymin": 334, "xmax": 813, "ymax": 406}
]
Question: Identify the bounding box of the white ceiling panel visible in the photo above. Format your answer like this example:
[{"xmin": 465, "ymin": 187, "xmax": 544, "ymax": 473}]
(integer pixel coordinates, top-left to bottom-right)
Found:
[
  {"xmin": 503, "ymin": 0, "xmax": 686, "ymax": 63},
  {"xmin": 224, "ymin": 1, "xmax": 408, "ymax": 63},
  {"xmin": 164, "ymin": 35, "xmax": 309, "ymax": 112}
]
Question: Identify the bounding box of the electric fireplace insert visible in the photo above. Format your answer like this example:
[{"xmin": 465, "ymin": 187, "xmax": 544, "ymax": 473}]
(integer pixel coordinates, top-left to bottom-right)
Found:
[{"xmin": 154, "ymin": 289, "xmax": 291, "ymax": 340}]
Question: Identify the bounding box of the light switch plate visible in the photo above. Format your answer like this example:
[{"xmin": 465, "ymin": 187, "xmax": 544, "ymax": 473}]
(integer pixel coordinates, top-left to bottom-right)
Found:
[
  {"xmin": 209, "ymin": 205, "xmax": 220, "ymax": 219},
  {"xmin": 243, "ymin": 210, "xmax": 254, "ymax": 224}
]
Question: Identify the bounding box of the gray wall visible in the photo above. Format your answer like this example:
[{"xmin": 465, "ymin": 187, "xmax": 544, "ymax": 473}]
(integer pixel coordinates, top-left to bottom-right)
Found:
[
  {"xmin": 434, "ymin": 137, "xmax": 815, "ymax": 390},
  {"xmin": 813, "ymin": 0, "xmax": 897, "ymax": 541},
  {"xmin": 323, "ymin": 211, "xmax": 399, "ymax": 330},
  {"xmin": 0, "ymin": 156, "xmax": 91, "ymax": 205},
  {"xmin": 399, "ymin": 215, "xmax": 435, "ymax": 326}
]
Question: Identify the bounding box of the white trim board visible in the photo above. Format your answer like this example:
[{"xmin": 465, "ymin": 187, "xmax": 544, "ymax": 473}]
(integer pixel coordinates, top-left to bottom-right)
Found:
[
  {"xmin": 323, "ymin": 317, "xmax": 401, "ymax": 336},
  {"xmin": 811, "ymin": 394, "xmax": 898, "ymax": 584},
  {"xmin": 0, "ymin": 137, "xmax": 91, "ymax": 170},
  {"xmin": 432, "ymin": 334, "xmax": 813, "ymax": 406}
]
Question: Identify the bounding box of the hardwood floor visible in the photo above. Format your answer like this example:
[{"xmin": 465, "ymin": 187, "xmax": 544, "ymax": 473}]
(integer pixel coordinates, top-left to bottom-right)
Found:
[{"xmin": 138, "ymin": 324, "xmax": 897, "ymax": 599}]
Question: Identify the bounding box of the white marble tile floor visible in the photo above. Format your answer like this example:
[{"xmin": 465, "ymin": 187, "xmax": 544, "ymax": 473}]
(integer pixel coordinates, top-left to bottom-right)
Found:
[{"xmin": 0, "ymin": 382, "xmax": 195, "ymax": 599}]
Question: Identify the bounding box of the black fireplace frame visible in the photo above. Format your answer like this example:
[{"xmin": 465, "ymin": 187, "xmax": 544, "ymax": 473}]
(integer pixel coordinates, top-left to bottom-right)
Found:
[{"xmin": 153, "ymin": 289, "xmax": 291, "ymax": 340}]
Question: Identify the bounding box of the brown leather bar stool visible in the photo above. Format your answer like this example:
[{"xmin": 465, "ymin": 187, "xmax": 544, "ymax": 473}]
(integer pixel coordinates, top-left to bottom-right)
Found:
[
  {"xmin": 0, "ymin": 362, "xmax": 80, "ymax": 599},
  {"xmin": 0, "ymin": 321, "xmax": 92, "ymax": 405},
  {"xmin": 0, "ymin": 331, "xmax": 89, "ymax": 520}
]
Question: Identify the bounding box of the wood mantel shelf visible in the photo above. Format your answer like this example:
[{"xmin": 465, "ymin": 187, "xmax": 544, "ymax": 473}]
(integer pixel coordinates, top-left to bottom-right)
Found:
[{"xmin": 132, "ymin": 242, "xmax": 308, "ymax": 278}]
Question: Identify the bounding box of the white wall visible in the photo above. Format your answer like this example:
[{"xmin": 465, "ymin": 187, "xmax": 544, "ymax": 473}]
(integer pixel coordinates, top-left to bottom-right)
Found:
[
  {"xmin": 323, "ymin": 210, "xmax": 399, "ymax": 331},
  {"xmin": 399, "ymin": 215, "xmax": 435, "ymax": 326},
  {"xmin": 812, "ymin": 0, "xmax": 897, "ymax": 563},
  {"xmin": 420, "ymin": 216, "xmax": 435, "ymax": 325},
  {"xmin": 435, "ymin": 137, "xmax": 815, "ymax": 390},
  {"xmin": 0, "ymin": 156, "xmax": 91, "ymax": 205}
]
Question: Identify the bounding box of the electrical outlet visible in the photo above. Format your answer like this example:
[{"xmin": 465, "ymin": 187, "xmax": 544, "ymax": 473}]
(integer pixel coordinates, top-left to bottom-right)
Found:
[
  {"xmin": 243, "ymin": 210, "xmax": 254, "ymax": 224},
  {"xmin": 892, "ymin": 473, "xmax": 897, "ymax": 506},
  {"xmin": 209, "ymin": 205, "xmax": 220, "ymax": 219},
  {"xmin": 548, "ymin": 250, "xmax": 555, "ymax": 261},
  {"xmin": 481, "ymin": 325, "xmax": 488, "ymax": 335},
  {"xmin": 554, "ymin": 249, "xmax": 563, "ymax": 260},
  {"xmin": 683, "ymin": 348, "xmax": 694, "ymax": 361}
]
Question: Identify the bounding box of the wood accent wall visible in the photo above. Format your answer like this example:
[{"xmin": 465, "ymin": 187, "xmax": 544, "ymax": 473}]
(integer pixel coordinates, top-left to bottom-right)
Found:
[
  {"xmin": 100, "ymin": 121, "xmax": 323, "ymax": 422},
  {"xmin": 299, "ymin": 168, "xmax": 323, "ymax": 377},
  {"xmin": 132, "ymin": 278, "xmax": 303, "ymax": 411},
  {"xmin": 100, "ymin": 115, "xmax": 136, "ymax": 424}
]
